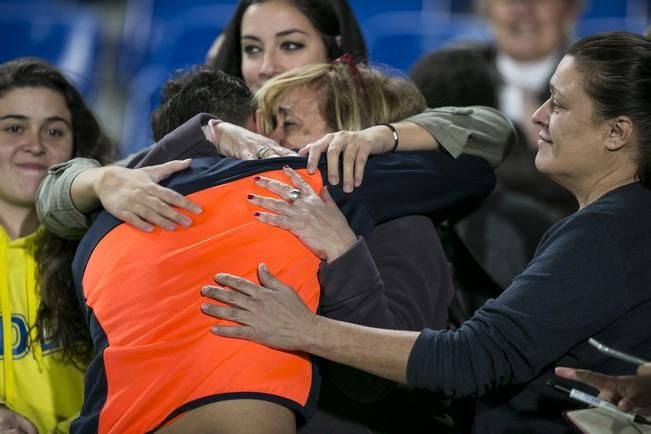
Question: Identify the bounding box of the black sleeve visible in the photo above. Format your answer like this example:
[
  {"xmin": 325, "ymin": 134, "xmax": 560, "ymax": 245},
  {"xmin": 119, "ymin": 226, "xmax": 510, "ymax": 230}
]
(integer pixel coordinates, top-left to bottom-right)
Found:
[
  {"xmin": 129, "ymin": 113, "xmax": 219, "ymax": 169},
  {"xmin": 326, "ymin": 152, "xmax": 495, "ymax": 238},
  {"xmin": 406, "ymin": 213, "xmax": 632, "ymax": 398},
  {"xmin": 319, "ymin": 216, "xmax": 454, "ymax": 402}
]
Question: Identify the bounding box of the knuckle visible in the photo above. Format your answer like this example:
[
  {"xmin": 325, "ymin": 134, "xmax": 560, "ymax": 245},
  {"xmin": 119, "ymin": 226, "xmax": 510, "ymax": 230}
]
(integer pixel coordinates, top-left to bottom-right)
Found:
[
  {"xmin": 326, "ymin": 146, "xmax": 340, "ymax": 155},
  {"xmin": 227, "ymin": 307, "xmax": 242, "ymax": 321}
]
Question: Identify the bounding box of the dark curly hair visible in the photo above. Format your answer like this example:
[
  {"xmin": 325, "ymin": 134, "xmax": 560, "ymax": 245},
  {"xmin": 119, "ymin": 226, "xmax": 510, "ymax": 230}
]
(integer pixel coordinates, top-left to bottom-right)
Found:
[
  {"xmin": 0, "ymin": 57, "xmax": 116, "ymax": 367},
  {"xmin": 152, "ymin": 65, "xmax": 254, "ymax": 140}
]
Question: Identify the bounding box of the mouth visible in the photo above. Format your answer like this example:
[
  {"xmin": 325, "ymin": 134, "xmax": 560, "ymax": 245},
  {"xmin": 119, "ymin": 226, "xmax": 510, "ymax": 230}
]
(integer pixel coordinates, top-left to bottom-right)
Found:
[
  {"xmin": 15, "ymin": 162, "xmax": 49, "ymax": 171},
  {"xmin": 537, "ymin": 132, "xmax": 553, "ymax": 147},
  {"xmin": 509, "ymin": 21, "xmax": 541, "ymax": 36}
]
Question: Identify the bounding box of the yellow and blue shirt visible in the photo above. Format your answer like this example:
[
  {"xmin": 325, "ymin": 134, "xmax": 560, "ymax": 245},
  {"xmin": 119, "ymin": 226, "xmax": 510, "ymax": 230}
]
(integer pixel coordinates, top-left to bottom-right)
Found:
[{"xmin": 0, "ymin": 226, "xmax": 84, "ymax": 433}]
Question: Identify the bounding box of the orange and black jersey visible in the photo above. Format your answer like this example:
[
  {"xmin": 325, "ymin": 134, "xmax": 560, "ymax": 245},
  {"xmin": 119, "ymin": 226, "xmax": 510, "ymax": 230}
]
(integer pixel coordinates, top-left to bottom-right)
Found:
[{"xmin": 71, "ymin": 152, "xmax": 494, "ymax": 433}]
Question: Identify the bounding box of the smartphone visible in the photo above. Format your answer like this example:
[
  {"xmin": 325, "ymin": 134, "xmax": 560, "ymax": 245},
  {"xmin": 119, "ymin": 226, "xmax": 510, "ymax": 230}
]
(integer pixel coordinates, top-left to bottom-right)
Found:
[{"xmin": 588, "ymin": 338, "xmax": 649, "ymax": 366}]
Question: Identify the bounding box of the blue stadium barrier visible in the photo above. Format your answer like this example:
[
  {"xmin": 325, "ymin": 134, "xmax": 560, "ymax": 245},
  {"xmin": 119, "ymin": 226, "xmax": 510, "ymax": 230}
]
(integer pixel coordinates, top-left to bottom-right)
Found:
[{"xmin": 362, "ymin": 11, "xmax": 490, "ymax": 73}]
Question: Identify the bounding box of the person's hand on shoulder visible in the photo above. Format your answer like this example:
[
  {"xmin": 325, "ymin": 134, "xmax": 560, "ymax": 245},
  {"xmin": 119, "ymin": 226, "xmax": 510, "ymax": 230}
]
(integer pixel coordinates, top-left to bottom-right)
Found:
[
  {"xmin": 90, "ymin": 160, "xmax": 203, "ymax": 232},
  {"xmin": 555, "ymin": 364, "xmax": 651, "ymax": 412},
  {"xmin": 0, "ymin": 406, "xmax": 38, "ymax": 434}
]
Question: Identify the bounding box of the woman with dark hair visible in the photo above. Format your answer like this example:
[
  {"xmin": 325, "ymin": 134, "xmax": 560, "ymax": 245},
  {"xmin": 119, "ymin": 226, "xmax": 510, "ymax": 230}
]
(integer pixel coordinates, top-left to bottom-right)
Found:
[
  {"xmin": 0, "ymin": 58, "xmax": 115, "ymax": 433},
  {"xmin": 202, "ymin": 31, "xmax": 651, "ymax": 433},
  {"xmin": 210, "ymin": 0, "xmax": 367, "ymax": 91}
]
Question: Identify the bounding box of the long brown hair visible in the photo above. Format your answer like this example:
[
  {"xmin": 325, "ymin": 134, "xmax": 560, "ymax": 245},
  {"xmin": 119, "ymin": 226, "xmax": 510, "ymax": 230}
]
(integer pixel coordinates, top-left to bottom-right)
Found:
[{"xmin": 0, "ymin": 58, "xmax": 116, "ymax": 366}]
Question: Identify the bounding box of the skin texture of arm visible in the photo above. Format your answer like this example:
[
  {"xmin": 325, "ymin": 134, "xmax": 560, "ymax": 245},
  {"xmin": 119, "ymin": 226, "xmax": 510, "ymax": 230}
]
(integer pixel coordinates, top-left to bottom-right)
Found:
[{"xmin": 201, "ymin": 264, "xmax": 420, "ymax": 384}]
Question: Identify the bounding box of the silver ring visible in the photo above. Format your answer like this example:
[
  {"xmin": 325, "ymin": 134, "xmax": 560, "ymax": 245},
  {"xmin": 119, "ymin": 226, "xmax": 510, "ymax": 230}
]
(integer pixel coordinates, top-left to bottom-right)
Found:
[
  {"xmin": 287, "ymin": 188, "xmax": 301, "ymax": 203},
  {"xmin": 256, "ymin": 145, "xmax": 271, "ymax": 159}
]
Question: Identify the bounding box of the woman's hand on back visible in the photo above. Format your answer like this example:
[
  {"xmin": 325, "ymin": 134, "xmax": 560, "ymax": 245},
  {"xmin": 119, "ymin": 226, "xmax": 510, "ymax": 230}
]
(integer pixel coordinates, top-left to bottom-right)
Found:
[
  {"xmin": 299, "ymin": 125, "xmax": 395, "ymax": 193},
  {"xmin": 204, "ymin": 119, "xmax": 296, "ymax": 160},
  {"xmin": 247, "ymin": 166, "xmax": 357, "ymax": 263},
  {"xmin": 90, "ymin": 160, "xmax": 203, "ymax": 232}
]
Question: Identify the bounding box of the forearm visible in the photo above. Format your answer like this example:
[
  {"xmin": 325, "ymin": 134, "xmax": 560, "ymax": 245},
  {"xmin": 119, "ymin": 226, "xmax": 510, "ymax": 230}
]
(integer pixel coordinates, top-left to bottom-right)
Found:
[
  {"xmin": 36, "ymin": 157, "xmax": 101, "ymax": 239},
  {"xmin": 70, "ymin": 167, "xmax": 105, "ymax": 213},
  {"xmin": 306, "ymin": 315, "xmax": 419, "ymax": 384},
  {"xmin": 319, "ymin": 218, "xmax": 452, "ymax": 400},
  {"xmin": 405, "ymin": 106, "xmax": 516, "ymax": 168},
  {"xmin": 320, "ymin": 217, "xmax": 451, "ymax": 330},
  {"xmin": 340, "ymin": 152, "xmax": 495, "ymax": 229},
  {"xmin": 318, "ymin": 238, "xmax": 391, "ymax": 326},
  {"xmin": 375, "ymin": 121, "xmax": 441, "ymax": 152}
]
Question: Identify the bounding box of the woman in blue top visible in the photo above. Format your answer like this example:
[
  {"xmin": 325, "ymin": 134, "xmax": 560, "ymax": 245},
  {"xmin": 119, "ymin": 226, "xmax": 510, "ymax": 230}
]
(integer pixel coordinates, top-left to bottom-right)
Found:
[{"xmin": 200, "ymin": 31, "xmax": 651, "ymax": 433}]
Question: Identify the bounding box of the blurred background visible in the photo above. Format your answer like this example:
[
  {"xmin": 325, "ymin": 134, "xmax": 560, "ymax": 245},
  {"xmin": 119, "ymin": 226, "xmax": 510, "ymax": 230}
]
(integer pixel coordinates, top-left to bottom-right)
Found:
[{"xmin": 1, "ymin": 0, "xmax": 649, "ymax": 152}]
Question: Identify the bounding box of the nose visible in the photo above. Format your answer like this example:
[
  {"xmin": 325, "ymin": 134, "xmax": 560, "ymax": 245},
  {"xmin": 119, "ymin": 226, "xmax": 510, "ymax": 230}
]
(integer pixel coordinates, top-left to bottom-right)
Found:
[
  {"xmin": 531, "ymin": 98, "xmax": 550, "ymax": 128},
  {"xmin": 259, "ymin": 50, "xmax": 283, "ymax": 81},
  {"xmin": 21, "ymin": 129, "xmax": 46, "ymax": 155}
]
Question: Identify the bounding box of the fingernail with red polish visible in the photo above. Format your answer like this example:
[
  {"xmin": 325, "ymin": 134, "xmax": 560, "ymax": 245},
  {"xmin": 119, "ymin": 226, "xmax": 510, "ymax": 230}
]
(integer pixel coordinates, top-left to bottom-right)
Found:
[
  {"xmin": 253, "ymin": 176, "xmax": 261, "ymax": 181},
  {"xmin": 247, "ymin": 194, "xmax": 254, "ymax": 200},
  {"xmin": 254, "ymin": 212, "xmax": 260, "ymax": 217}
]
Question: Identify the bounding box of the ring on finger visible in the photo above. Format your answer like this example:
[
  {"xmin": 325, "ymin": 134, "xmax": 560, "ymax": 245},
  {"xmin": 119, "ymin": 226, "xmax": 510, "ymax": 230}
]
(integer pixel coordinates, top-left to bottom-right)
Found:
[
  {"xmin": 256, "ymin": 145, "xmax": 272, "ymax": 159},
  {"xmin": 287, "ymin": 188, "xmax": 301, "ymax": 204}
]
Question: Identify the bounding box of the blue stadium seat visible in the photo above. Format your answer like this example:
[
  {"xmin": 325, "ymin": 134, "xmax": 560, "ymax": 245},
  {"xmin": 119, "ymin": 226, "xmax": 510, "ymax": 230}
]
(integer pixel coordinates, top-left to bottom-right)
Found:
[
  {"xmin": 348, "ymin": 0, "xmax": 426, "ymax": 22},
  {"xmin": 119, "ymin": 0, "xmax": 234, "ymax": 80},
  {"xmin": 145, "ymin": 5, "xmax": 234, "ymax": 71},
  {"xmin": 120, "ymin": 65, "xmax": 169, "ymax": 157},
  {"xmin": 362, "ymin": 11, "xmax": 489, "ymax": 73},
  {"xmin": 119, "ymin": 4, "xmax": 235, "ymax": 156},
  {"xmin": 577, "ymin": 0, "xmax": 648, "ymax": 37},
  {"xmin": 0, "ymin": 1, "xmax": 101, "ymax": 101}
]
